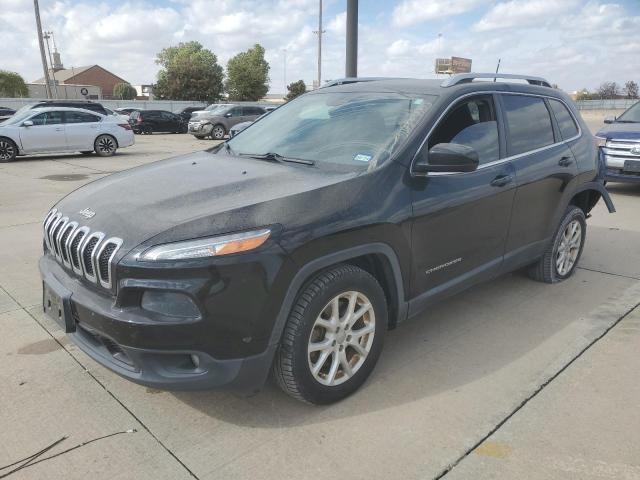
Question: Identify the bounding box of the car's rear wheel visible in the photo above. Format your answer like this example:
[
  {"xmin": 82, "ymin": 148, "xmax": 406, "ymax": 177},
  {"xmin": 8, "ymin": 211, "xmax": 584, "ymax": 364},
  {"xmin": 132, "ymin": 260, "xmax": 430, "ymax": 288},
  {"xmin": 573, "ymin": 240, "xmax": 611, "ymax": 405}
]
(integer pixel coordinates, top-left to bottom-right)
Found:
[
  {"xmin": 528, "ymin": 206, "xmax": 586, "ymax": 283},
  {"xmin": 0, "ymin": 138, "xmax": 17, "ymax": 162},
  {"xmin": 211, "ymin": 124, "xmax": 226, "ymax": 140},
  {"xmin": 273, "ymin": 264, "xmax": 387, "ymax": 404},
  {"xmin": 143, "ymin": 125, "xmax": 153, "ymax": 135},
  {"xmin": 94, "ymin": 135, "xmax": 118, "ymax": 157}
]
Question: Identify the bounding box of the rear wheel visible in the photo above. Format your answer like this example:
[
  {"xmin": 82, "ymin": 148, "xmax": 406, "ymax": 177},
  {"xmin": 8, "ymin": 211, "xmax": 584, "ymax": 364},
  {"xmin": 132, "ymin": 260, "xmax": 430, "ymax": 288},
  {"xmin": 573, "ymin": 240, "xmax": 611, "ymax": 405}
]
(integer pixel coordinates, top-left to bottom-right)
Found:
[
  {"xmin": 528, "ymin": 206, "xmax": 586, "ymax": 283},
  {"xmin": 273, "ymin": 264, "xmax": 387, "ymax": 404},
  {"xmin": 0, "ymin": 138, "xmax": 17, "ymax": 162},
  {"xmin": 143, "ymin": 125, "xmax": 153, "ymax": 135},
  {"xmin": 211, "ymin": 124, "xmax": 226, "ymax": 140},
  {"xmin": 94, "ymin": 135, "xmax": 118, "ymax": 157}
]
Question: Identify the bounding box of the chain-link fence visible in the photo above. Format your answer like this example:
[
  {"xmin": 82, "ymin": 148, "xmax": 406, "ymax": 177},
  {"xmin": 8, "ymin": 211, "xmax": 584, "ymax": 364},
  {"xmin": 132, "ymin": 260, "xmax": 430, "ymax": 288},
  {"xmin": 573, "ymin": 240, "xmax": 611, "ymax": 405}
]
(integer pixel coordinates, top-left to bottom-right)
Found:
[{"xmin": 575, "ymin": 99, "xmax": 638, "ymax": 110}]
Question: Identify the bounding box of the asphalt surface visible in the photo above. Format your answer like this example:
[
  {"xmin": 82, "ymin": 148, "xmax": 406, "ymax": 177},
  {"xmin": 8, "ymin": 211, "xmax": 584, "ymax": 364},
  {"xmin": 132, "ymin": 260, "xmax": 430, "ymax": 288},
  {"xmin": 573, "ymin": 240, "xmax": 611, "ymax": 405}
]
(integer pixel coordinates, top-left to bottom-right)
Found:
[{"xmin": 1, "ymin": 119, "xmax": 638, "ymax": 480}]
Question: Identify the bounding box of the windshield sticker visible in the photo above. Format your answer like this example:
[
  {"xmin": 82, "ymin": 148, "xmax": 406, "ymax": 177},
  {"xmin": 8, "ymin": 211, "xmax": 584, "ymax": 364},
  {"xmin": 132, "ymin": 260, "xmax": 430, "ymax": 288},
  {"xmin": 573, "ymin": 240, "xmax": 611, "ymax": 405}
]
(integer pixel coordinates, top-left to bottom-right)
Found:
[{"xmin": 353, "ymin": 153, "xmax": 372, "ymax": 162}]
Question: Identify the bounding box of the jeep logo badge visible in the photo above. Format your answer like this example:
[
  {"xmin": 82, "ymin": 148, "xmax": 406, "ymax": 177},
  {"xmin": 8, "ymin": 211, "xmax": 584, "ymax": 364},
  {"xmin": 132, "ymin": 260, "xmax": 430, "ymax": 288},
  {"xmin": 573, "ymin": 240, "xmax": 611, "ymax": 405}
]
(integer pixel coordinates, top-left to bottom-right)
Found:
[{"xmin": 79, "ymin": 208, "xmax": 96, "ymax": 219}]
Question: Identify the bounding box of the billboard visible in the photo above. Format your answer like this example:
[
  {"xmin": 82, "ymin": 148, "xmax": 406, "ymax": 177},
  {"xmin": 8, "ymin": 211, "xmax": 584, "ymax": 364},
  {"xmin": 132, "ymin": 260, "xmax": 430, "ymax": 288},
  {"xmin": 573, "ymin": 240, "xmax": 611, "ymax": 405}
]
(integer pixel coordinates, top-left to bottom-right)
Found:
[{"xmin": 435, "ymin": 57, "xmax": 472, "ymax": 74}]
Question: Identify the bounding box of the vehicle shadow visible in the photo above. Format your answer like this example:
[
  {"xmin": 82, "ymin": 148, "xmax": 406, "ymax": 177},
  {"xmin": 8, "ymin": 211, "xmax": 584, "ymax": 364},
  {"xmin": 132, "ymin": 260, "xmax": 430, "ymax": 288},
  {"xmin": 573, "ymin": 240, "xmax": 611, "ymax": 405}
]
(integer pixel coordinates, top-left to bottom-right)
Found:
[
  {"xmin": 11, "ymin": 151, "xmax": 136, "ymax": 163},
  {"xmin": 606, "ymin": 182, "xmax": 640, "ymax": 196},
  {"xmin": 172, "ymin": 268, "xmax": 605, "ymax": 427}
]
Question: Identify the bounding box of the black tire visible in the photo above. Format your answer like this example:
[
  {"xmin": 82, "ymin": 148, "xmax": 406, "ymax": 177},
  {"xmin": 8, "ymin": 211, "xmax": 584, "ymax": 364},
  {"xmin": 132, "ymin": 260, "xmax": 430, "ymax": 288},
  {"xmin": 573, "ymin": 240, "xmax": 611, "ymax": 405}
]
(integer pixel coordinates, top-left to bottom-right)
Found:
[
  {"xmin": 273, "ymin": 264, "xmax": 387, "ymax": 404},
  {"xmin": 211, "ymin": 124, "xmax": 226, "ymax": 140},
  {"xmin": 0, "ymin": 137, "xmax": 18, "ymax": 162},
  {"xmin": 94, "ymin": 134, "xmax": 118, "ymax": 157},
  {"xmin": 80, "ymin": 151, "xmax": 93, "ymax": 155},
  {"xmin": 528, "ymin": 206, "xmax": 586, "ymax": 283},
  {"xmin": 143, "ymin": 125, "xmax": 153, "ymax": 135}
]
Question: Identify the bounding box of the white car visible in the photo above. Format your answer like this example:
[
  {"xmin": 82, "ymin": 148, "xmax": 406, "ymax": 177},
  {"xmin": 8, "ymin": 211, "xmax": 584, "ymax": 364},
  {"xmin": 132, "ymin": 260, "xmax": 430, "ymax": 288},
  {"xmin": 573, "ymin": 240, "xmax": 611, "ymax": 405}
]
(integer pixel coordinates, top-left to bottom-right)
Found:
[{"xmin": 0, "ymin": 107, "xmax": 134, "ymax": 162}]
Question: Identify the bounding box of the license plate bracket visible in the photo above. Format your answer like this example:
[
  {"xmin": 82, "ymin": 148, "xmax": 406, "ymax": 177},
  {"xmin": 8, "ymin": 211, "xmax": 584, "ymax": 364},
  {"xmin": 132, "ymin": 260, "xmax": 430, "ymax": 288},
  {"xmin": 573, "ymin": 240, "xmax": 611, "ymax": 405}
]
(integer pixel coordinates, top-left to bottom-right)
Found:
[
  {"xmin": 42, "ymin": 276, "xmax": 75, "ymax": 333},
  {"xmin": 623, "ymin": 160, "xmax": 640, "ymax": 173}
]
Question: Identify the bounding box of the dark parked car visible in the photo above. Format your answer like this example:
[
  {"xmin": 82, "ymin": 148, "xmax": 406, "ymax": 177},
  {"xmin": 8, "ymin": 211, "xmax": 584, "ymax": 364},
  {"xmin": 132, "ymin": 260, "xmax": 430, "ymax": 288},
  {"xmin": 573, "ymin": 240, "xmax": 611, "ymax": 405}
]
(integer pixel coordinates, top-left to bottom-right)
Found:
[
  {"xmin": 595, "ymin": 100, "xmax": 640, "ymax": 183},
  {"xmin": 28, "ymin": 100, "xmax": 108, "ymax": 116},
  {"xmin": 114, "ymin": 107, "xmax": 140, "ymax": 116},
  {"xmin": 128, "ymin": 110, "xmax": 187, "ymax": 134},
  {"xmin": 39, "ymin": 74, "xmax": 614, "ymax": 404},
  {"xmin": 0, "ymin": 107, "xmax": 16, "ymax": 121},
  {"xmin": 178, "ymin": 106, "xmax": 206, "ymax": 123}
]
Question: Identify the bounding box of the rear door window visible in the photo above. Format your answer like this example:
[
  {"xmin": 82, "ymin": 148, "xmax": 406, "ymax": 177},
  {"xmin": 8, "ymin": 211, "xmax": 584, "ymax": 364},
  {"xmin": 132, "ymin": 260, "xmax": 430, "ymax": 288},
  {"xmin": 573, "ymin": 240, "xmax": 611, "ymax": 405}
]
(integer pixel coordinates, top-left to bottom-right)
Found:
[
  {"xmin": 548, "ymin": 99, "xmax": 579, "ymax": 140},
  {"xmin": 65, "ymin": 111, "xmax": 100, "ymax": 123},
  {"xmin": 428, "ymin": 95, "xmax": 500, "ymax": 165},
  {"xmin": 502, "ymin": 95, "xmax": 555, "ymax": 156}
]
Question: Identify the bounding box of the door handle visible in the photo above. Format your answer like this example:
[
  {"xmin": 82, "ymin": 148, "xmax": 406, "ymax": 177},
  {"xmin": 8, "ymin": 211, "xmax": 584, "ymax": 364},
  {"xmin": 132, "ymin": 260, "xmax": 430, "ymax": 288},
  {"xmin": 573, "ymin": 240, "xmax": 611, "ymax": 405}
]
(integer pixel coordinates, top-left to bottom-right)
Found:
[
  {"xmin": 558, "ymin": 156, "xmax": 573, "ymax": 167},
  {"xmin": 490, "ymin": 175, "xmax": 513, "ymax": 187},
  {"xmin": 54, "ymin": 127, "xmax": 63, "ymax": 131}
]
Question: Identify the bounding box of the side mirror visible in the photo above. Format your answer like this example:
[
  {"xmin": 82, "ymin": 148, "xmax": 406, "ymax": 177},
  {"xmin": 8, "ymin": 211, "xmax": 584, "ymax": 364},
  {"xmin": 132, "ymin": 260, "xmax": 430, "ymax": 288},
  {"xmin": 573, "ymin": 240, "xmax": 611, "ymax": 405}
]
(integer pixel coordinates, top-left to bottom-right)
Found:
[
  {"xmin": 224, "ymin": 112, "xmax": 232, "ymax": 118},
  {"xmin": 603, "ymin": 115, "xmax": 616, "ymax": 124},
  {"xmin": 22, "ymin": 120, "xmax": 33, "ymax": 127},
  {"xmin": 413, "ymin": 143, "xmax": 479, "ymax": 175}
]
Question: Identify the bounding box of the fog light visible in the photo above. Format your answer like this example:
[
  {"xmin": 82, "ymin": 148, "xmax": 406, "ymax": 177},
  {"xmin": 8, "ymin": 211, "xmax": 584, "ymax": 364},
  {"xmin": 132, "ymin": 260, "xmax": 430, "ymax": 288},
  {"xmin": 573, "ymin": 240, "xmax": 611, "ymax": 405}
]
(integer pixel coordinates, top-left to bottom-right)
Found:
[
  {"xmin": 141, "ymin": 290, "xmax": 200, "ymax": 319},
  {"xmin": 190, "ymin": 354, "xmax": 200, "ymax": 368}
]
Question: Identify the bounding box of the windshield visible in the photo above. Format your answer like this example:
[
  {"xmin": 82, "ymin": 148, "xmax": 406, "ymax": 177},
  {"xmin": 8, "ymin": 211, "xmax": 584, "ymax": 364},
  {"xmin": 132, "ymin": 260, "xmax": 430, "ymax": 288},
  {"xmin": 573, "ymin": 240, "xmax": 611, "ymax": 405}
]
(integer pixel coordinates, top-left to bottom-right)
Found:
[
  {"xmin": 226, "ymin": 91, "xmax": 435, "ymax": 168},
  {"xmin": 616, "ymin": 102, "xmax": 640, "ymax": 123},
  {"xmin": 1, "ymin": 109, "xmax": 35, "ymax": 126},
  {"xmin": 205, "ymin": 104, "xmax": 231, "ymax": 113}
]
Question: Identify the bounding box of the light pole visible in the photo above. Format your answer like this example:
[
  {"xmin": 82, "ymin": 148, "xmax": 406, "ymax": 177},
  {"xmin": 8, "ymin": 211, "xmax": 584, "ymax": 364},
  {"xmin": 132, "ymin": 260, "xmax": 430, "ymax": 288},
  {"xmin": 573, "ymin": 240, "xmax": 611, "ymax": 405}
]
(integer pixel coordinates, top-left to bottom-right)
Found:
[
  {"xmin": 345, "ymin": 0, "xmax": 358, "ymax": 77},
  {"xmin": 282, "ymin": 48, "xmax": 287, "ymax": 95},
  {"xmin": 313, "ymin": 0, "xmax": 325, "ymax": 88},
  {"xmin": 34, "ymin": 0, "xmax": 52, "ymax": 99},
  {"xmin": 43, "ymin": 31, "xmax": 59, "ymax": 99}
]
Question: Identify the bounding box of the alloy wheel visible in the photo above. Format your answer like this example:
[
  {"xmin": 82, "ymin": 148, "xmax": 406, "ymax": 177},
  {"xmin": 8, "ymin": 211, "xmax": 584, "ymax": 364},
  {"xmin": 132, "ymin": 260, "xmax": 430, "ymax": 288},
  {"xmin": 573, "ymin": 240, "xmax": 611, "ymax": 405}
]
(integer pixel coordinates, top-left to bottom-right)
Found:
[
  {"xmin": 556, "ymin": 219, "xmax": 582, "ymax": 275},
  {"xmin": 307, "ymin": 291, "xmax": 376, "ymax": 386},
  {"xmin": 0, "ymin": 140, "xmax": 15, "ymax": 161},
  {"xmin": 96, "ymin": 136, "xmax": 116, "ymax": 155},
  {"xmin": 212, "ymin": 125, "xmax": 225, "ymax": 139}
]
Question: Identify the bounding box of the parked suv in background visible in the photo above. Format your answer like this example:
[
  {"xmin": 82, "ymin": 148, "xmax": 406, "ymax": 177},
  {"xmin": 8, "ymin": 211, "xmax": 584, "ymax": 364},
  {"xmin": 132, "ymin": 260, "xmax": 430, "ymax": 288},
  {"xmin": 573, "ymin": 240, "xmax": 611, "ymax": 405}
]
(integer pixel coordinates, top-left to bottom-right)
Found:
[
  {"xmin": 595, "ymin": 100, "xmax": 640, "ymax": 183},
  {"xmin": 39, "ymin": 74, "xmax": 614, "ymax": 404},
  {"xmin": 188, "ymin": 104, "xmax": 266, "ymax": 139},
  {"xmin": 129, "ymin": 110, "xmax": 187, "ymax": 134}
]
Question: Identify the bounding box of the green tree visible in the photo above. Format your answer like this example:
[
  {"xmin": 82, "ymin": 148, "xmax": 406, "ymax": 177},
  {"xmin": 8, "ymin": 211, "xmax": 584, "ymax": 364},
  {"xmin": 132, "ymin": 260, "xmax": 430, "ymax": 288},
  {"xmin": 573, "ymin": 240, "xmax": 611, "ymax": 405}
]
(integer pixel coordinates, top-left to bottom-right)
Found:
[
  {"xmin": 225, "ymin": 44, "xmax": 270, "ymax": 101},
  {"xmin": 285, "ymin": 80, "xmax": 306, "ymax": 101},
  {"xmin": 597, "ymin": 81, "xmax": 620, "ymax": 99},
  {"xmin": 624, "ymin": 80, "xmax": 638, "ymax": 99},
  {"xmin": 113, "ymin": 82, "xmax": 137, "ymax": 100},
  {"xmin": 0, "ymin": 70, "xmax": 28, "ymax": 97},
  {"xmin": 154, "ymin": 41, "xmax": 224, "ymax": 102}
]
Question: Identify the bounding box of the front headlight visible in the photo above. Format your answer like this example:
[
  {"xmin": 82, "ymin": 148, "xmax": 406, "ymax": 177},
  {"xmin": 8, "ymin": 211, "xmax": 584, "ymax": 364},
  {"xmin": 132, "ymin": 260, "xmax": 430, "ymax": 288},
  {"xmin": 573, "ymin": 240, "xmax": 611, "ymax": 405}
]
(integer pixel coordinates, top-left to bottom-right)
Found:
[
  {"xmin": 595, "ymin": 136, "xmax": 607, "ymax": 148},
  {"xmin": 139, "ymin": 229, "xmax": 271, "ymax": 261}
]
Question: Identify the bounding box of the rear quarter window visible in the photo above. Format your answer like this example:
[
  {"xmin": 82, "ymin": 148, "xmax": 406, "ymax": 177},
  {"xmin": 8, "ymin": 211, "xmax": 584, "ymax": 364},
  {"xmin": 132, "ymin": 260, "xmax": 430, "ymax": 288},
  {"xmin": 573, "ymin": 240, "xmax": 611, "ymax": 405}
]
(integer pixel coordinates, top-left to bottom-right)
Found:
[
  {"xmin": 548, "ymin": 99, "xmax": 579, "ymax": 140},
  {"xmin": 502, "ymin": 95, "xmax": 555, "ymax": 156}
]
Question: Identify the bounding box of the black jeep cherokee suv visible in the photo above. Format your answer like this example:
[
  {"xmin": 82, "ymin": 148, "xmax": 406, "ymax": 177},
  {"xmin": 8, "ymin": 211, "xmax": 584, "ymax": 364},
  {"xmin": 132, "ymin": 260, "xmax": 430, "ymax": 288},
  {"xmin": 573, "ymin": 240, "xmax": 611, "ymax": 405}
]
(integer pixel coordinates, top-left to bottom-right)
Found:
[{"xmin": 40, "ymin": 74, "xmax": 614, "ymax": 404}]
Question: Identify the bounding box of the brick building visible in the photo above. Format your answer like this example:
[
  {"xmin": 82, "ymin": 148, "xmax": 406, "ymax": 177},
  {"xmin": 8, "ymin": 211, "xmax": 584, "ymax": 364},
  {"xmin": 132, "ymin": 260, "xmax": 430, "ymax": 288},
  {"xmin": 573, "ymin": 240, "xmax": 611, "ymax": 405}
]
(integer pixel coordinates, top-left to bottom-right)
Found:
[{"xmin": 34, "ymin": 65, "xmax": 130, "ymax": 98}]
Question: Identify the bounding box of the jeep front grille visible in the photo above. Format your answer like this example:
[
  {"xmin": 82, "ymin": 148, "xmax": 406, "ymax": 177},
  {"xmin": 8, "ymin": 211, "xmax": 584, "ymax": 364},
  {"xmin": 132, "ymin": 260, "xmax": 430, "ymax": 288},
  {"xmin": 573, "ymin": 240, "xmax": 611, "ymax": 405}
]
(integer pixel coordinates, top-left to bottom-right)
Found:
[{"xmin": 43, "ymin": 209, "xmax": 123, "ymax": 290}]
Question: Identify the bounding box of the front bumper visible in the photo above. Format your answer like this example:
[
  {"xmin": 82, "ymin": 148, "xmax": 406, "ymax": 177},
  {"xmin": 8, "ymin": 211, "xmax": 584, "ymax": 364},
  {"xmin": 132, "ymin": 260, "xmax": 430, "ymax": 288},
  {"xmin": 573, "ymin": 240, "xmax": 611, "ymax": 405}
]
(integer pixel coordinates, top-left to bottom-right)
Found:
[
  {"xmin": 605, "ymin": 169, "xmax": 640, "ymax": 183},
  {"xmin": 39, "ymin": 252, "xmax": 286, "ymax": 393},
  {"xmin": 188, "ymin": 122, "xmax": 213, "ymax": 136}
]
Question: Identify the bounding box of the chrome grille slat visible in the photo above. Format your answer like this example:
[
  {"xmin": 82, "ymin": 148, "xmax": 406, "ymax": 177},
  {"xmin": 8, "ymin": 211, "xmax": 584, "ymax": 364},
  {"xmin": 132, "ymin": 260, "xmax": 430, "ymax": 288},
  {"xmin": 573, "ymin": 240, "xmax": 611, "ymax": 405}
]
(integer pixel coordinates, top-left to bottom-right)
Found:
[
  {"xmin": 604, "ymin": 139, "xmax": 640, "ymax": 169},
  {"xmin": 42, "ymin": 209, "xmax": 123, "ymax": 290}
]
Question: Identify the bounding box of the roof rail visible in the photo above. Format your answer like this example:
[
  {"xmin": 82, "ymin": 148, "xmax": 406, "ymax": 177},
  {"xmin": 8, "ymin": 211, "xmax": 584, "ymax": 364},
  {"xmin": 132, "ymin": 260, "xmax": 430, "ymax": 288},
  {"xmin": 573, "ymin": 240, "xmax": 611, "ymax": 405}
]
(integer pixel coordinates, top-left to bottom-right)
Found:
[
  {"xmin": 441, "ymin": 73, "xmax": 552, "ymax": 88},
  {"xmin": 321, "ymin": 77, "xmax": 406, "ymax": 88}
]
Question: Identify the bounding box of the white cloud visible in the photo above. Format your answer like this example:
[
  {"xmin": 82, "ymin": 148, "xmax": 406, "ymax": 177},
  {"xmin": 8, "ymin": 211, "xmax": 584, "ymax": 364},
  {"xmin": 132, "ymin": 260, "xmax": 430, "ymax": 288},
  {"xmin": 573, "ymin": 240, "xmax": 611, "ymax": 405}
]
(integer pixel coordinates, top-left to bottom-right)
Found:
[
  {"xmin": 392, "ymin": 0, "xmax": 487, "ymax": 27},
  {"xmin": 0, "ymin": 0, "xmax": 638, "ymax": 94}
]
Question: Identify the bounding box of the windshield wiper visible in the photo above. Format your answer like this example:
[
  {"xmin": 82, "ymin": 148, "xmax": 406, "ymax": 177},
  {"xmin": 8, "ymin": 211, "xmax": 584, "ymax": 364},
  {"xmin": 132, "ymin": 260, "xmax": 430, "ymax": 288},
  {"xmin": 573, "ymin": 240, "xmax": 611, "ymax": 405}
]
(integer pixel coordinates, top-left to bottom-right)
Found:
[
  {"xmin": 615, "ymin": 120, "xmax": 638, "ymax": 123},
  {"xmin": 241, "ymin": 152, "xmax": 315, "ymax": 165}
]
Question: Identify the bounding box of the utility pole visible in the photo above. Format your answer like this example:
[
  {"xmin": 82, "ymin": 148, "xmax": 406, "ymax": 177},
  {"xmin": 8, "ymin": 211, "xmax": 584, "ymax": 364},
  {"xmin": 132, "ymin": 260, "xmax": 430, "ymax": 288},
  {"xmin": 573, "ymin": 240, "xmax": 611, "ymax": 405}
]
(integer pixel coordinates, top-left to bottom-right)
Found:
[
  {"xmin": 345, "ymin": 0, "xmax": 358, "ymax": 77},
  {"xmin": 43, "ymin": 32, "xmax": 59, "ymax": 98},
  {"xmin": 313, "ymin": 0, "xmax": 325, "ymax": 88},
  {"xmin": 282, "ymin": 48, "xmax": 287, "ymax": 95},
  {"xmin": 34, "ymin": 0, "xmax": 52, "ymax": 99}
]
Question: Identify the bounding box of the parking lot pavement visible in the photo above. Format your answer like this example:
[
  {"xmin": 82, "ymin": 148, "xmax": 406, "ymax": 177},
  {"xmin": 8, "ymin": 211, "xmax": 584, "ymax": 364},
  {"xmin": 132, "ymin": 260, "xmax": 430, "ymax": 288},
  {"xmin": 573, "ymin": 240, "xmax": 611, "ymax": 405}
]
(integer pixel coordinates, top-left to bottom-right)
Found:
[{"xmin": 1, "ymin": 126, "xmax": 639, "ymax": 479}]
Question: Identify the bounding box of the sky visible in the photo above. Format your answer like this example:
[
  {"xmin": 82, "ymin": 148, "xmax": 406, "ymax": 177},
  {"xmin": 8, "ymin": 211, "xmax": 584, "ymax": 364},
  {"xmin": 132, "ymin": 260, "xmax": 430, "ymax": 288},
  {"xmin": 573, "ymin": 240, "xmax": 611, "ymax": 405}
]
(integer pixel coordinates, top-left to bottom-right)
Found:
[{"xmin": 1, "ymin": 0, "xmax": 639, "ymax": 94}]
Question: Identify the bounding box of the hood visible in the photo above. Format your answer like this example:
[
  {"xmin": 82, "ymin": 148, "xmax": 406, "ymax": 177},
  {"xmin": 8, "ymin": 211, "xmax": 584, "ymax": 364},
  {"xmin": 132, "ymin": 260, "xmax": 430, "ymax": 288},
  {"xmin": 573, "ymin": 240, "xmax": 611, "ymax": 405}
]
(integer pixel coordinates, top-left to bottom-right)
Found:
[
  {"xmin": 596, "ymin": 122, "xmax": 640, "ymax": 139},
  {"xmin": 53, "ymin": 151, "xmax": 357, "ymax": 251}
]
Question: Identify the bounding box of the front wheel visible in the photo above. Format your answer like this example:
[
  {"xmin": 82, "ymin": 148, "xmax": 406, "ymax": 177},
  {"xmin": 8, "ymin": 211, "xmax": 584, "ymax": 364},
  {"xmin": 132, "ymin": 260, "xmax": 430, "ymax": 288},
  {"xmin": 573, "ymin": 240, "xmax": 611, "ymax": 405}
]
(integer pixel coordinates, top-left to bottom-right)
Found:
[
  {"xmin": 273, "ymin": 264, "xmax": 387, "ymax": 404},
  {"xmin": 528, "ymin": 206, "xmax": 586, "ymax": 283},
  {"xmin": 211, "ymin": 124, "xmax": 226, "ymax": 140},
  {"xmin": 94, "ymin": 135, "xmax": 118, "ymax": 157}
]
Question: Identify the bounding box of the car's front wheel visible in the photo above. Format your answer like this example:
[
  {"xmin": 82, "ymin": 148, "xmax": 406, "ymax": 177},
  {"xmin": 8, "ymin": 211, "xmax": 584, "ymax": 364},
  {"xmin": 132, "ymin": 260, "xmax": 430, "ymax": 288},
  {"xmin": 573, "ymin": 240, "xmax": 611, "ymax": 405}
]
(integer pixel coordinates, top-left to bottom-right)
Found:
[
  {"xmin": 94, "ymin": 134, "xmax": 118, "ymax": 157},
  {"xmin": 274, "ymin": 264, "xmax": 387, "ymax": 404},
  {"xmin": 0, "ymin": 138, "xmax": 17, "ymax": 162},
  {"xmin": 528, "ymin": 206, "xmax": 586, "ymax": 283},
  {"xmin": 211, "ymin": 124, "xmax": 226, "ymax": 140}
]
